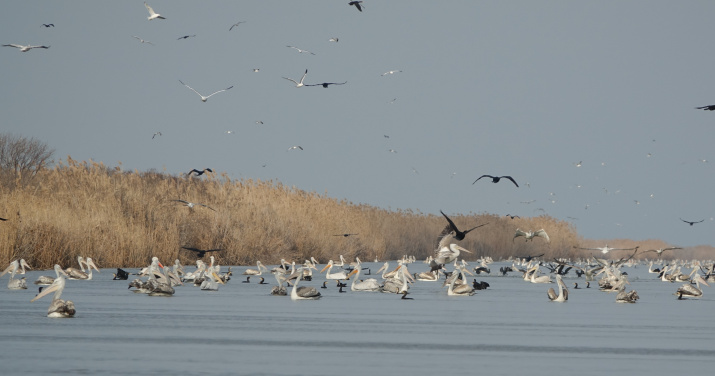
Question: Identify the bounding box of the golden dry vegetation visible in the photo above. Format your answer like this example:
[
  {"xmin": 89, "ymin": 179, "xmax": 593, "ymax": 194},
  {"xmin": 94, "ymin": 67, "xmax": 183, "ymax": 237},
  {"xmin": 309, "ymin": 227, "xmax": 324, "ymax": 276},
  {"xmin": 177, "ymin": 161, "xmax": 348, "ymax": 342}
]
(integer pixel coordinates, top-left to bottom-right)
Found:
[{"xmin": 0, "ymin": 157, "xmax": 710, "ymax": 270}]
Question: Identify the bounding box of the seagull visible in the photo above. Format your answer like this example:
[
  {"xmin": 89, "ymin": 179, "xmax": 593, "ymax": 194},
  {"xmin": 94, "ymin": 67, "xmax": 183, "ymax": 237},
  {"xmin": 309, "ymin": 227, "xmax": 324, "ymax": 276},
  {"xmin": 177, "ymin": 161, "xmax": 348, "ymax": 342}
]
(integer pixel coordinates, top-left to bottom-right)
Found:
[
  {"xmin": 286, "ymin": 46, "xmax": 315, "ymax": 55},
  {"xmin": 152, "ymin": 132, "xmax": 162, "ymax": 139},
  {"xmin": 253, "ymin": 68, "xmax": 260, "ymax": 72},
  {"xmin": 329, "ymin": 37, "xmax": 339, "ymax": 42},
  {"xmin": 181, "ymin": 247, "xmax": 223, "ymax": 258},
  {"xmin": 256, "ymin": 121, "xmax": 264, "ymax": 124},
  {"xmin": 132, "ymin": 36, "xmax": 154, "ymax": 45},
  {"xmin": 348, "ymin": 1, "xmax": 364, "ymax": 12},
  {"xmin": 640, "ymin": 247, "xmax": 682, "ymax": 256},
  {"xmin": 144, "ymin": 2, "xmax": 165, "ymax": 20},
  {"xmin": 229, "ymin": 21, "xmax": 246, "ymax": 31},
  {"xmin": 473, "ymin": 175, "xmax": 519, "ymax": 187},
  {"xmin": 305, "ymin": 81, "xmax": 347, "ymax": 88},
  {"xmin": 283, "ymin": 69, "xmax": 308, "ymax": 87},
  {"xmin": 287, "ymin": 146, "xmax": 303, "ymax": 151},
  {"xmin": 172, "ymin": 199, "xmax": 216, "ymax": 212},
  {"xmin": 695, "ymin": 105, "xmax": 715, "ymax": 111},
  {"xmin": 188, "ymin": 168, "xmax": 213, "ymax": 176},
  {"xmin": 388, "ymin": 149, "xmax": 397, "ymax": 153},
  {"xmin": 381, "ymin": 70, "xmax": 402, "ymax": 76},
  {"xmin": 41, "ymin": 24, "xmax": 55, "ymax": 28},
  {"xmin": 334, "ymin": 233, "xmax": 358, "ymax": 237},
  {"xmin": 177, "ymin": 35, "xmax": 196, "ymax": 40},
  {"xmin": 2, "ymin": 44, "xmax": 50, "ymax": 52},
  {"xmin": 574, "ymin": 161, "xmax": 582, "ymax": 167},
  {"xmin": 388, "ymin": 98, "xmax": 397, "ymax": 104},
  {"xmin": 680, "ymin": 218, "xmax": 704, "ymax": 226},
  {"xmin": 179, "ymin": 80, "xmax": 233, "ymax": 102}
]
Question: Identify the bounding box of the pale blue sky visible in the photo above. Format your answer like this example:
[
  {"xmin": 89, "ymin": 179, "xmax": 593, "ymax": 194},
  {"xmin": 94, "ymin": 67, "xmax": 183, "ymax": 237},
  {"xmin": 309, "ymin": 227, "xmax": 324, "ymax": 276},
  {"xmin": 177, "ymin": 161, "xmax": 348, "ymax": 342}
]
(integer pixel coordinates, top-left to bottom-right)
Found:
[{"xmin": 2, "ymin": 1, "xmax": 714, "ymax": 247}]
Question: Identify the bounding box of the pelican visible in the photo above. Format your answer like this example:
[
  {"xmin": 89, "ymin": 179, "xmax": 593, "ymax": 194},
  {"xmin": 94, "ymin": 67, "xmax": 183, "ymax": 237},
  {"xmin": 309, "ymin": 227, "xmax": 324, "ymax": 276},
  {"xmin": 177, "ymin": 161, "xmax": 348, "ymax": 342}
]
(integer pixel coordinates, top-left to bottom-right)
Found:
[
  {"xmin": 382, "ymin": 266, "xmax": 410, "ymax": 294},
  {"xmin": 290, "ymin": 270, "xmax": 321, "ymax": 300},
  {"xmin": 320, "ymin": 260, "xmax": 349, "ymax": 280},
  {"xmin": 67, "ymin": 257, "xmax": 99, "ymax": 280},
  {"xmin": 414, "ymin": 270, "xmax": 440, "ymax": 282},
  {"xmin": 147, "ymin": 266, "xmax": 175, "ymax": 296},
  {"xmin": 283, "ymin": 69, "xmax": 308, "ymax": 87},
  {"xmin": 1, "ymin": 260, "xmax": 27, "ymax": 289},
  {"xmin": 243, "ymin": 261, "xmax": 268, "ymax": 276},
  {"xmin": 513, "ymin": 229, "xmax": 550, "ymax": 243},
  {"xmin": 348, "ymin": 264, "xmax": 382, "ymax": 292},
  {"xmin": 179, "ymin": 80, "xmax": 233, "ymax": 102},
  {"xmin": 31, "ymin": 265, "xmax": 75, "ymax": 318},
  {"xmin": 64, "ymin": 256, "xmax": 86, "ymax": 278},
  {"xmin": 430, "ymin": 244, "xmax": 471, "ymax": 272},
  {"xmin": 574, "ymin": 244, "xmax": 636, "ymax": 254},
  {"xmin": 446, "ymin": 268, "xmax": 475, "ymax": 296},
  {"xmin": 2, "ymin": 44, "xmax": 50, "ymax": 52},
  {"xmin": 473, "ymin": 175, "xmax": 519, "ymax": 187},
  {"xmin": 676, "ymin": 274, "xmax": 709, "ymax": 299},
  {"xmin": 144, "ymin": 2, "xmax": 165, "ymax": 20},
  {"xmin": 200, "ymin": 269, "xmax": 226, "ymax": 291},
  {"xmin": 529, "ymin": 265, "xmax": 552, "ymax": 284},
  {"xmin": 641, "ymin": 247, "xmax": 682, "ymax": 256},
  {"xmin": 547, "ymin": 275, "xmax": 569, "ymax": 302},
  {"xmin": 286, "ymin": 46, "xmax": 316, "ymax": 55}
]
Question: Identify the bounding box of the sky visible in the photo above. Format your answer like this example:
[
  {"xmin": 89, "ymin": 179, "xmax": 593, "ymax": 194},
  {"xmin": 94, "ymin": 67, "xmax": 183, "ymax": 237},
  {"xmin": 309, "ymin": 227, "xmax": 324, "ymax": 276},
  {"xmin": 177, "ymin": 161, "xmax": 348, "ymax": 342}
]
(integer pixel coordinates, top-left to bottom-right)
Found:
[{"xmin": 2, "ymin": 1, "xmax": 715, "ymax": 247}]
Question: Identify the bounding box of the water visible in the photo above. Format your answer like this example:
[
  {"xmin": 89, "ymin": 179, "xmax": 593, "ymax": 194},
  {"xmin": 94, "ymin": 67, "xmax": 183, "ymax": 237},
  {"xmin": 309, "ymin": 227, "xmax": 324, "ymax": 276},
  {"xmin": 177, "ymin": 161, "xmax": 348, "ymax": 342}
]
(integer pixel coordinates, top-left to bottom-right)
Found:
[{"xmin": 1, "ymin": 262, "xmax": 713, "ymax": 375}]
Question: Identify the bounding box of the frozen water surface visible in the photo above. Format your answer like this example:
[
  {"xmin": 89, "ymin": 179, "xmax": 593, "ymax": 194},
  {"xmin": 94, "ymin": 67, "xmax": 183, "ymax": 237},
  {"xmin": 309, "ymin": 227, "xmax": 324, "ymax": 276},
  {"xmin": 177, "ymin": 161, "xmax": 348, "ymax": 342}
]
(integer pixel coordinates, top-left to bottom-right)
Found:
[{"xmin": 1, "ymin": 262, "xmax": 714, "ymax": 375}]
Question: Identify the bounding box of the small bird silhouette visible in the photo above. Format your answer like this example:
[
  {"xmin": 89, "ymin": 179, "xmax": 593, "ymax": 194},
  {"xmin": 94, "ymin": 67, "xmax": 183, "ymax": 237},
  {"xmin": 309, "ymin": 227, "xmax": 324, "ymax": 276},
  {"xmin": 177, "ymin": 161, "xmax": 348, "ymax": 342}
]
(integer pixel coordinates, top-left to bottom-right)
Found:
[
  {"xmin": 188, "ymin": 168, "xmax": 213, "ymax": 176},
  {"xmin": 41, "ymin": 24, "xmax": 55, "ymax": 27},
  {"xmin": 695, "ymin": 105, "xmax": 715, "ymax": 111},
  {"xmin": 333, "ymin": 233, "xmax": 358, "ymax": 237},
  {"xmin": 177, "ymin": 35, "xmax": 196, "ymax": 40},
  {"xmin": 473, "ymin": 175, "xmax": 519, "ymax": 187},
  {"xmin": 680, "ymin": 218, "xmax": 704, "ymax": 226},
  {"xmin": 348, "ymin": 1, "xmax": 364, "ymax": 12},
  {"xmin": 181, "ymin": 247, "xmax": 223, "ymax": 258},
  {"xmin": 439, "ymin": 210, "xmax": 487, "ymax": 241},
  {"xmin": 229, "ymin": 21, "xmax": 246, "ymax": 31},
  {"xmin": 306, "ymin": 81, "xmax": 347, "ymax": 88}
]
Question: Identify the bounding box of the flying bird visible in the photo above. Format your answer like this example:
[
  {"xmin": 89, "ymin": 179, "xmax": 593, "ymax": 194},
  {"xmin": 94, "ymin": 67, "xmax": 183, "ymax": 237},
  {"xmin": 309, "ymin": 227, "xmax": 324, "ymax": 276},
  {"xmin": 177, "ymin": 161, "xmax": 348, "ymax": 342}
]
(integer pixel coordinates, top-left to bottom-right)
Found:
[
  {"xmin": 282, "ymin": 69, "xmax": 308, "ymax": 87},
  {"xmin": 640, "ymin": 247, "xmax": 682, "ymax": 256},
  {"xmin": 41, "ymin": 24, "xmax": 54, "ymax": 28},
  {"xmin": 152, "ymin": 132, "xmax": 162, "ymax": 139},
  {"xmin": 329, "ymin": 37, "xmax": 339, "ymax": 42},
  {"xmin": 181, "ymin": 247, "xmax": 223, "ymax": 258},
  {"xmin": 172, "ymin": 200, "xmax": 216, "ymax": 212},
  {"xmin": 334, "ymin": 233, "xmax": 358, "ymax": 237},
  {"xmin": 388, "ymin": 149, "xmax": 397, "ymax": 153},
  {"xmin": 513, "ymin": 229, "xmax": 550, "ymax": 243},
  {"xmin": 253, "ymin": 68, "xmax": 260, "ymax": 72},
  {"xmin": 473, "ymin": 175, "xmax": 519, "ymax": 187},
  {"xmin": 381, "ymin": 70, "xmax": 402, "ymax": 76},
  {"xmin": 439, "ymin": 210, "xmax": 488, "ymax": 242},
  {"xmin": 306, "ymin": 81, "xmax": 347, "ymax": 88},
  {"xmin": 286, "ymin": 45, "xmax": 315, "ymax": 55},
  {"xmin": 348, "ymin": 1, "xmax": 364, "ymax": 12},
  {"xmin": 695, "ymin": 105, "xmax": 715, "ymax": 111},
  {"xmin": 132, "ymin": 36, "xmax": 154, "ymax": 45},
  {"xmin": 573, "ymin": 244, "xmax": 636, "ymax": 254},
  {"xmin": 2, "ymin": 44, "xmax": 50, "ymax": 52},
  {"xmin": 505, "ymin": 214, "xmax": 520, "ymax": 219},
  {"xmin": 179, "ymin": 80, "xmax": 233, "ymax": 102},
  {"xmin": 144, "ymin": 2, "xmax": 165, "ymax": 20},
  {"xmin": 229, "ymin": 21, "xmax": 246, "ymax": 31},
  {"xmin": 187, "ymin": 168, "xmax": 213, "ymax": 176},
  {"xmin": 680, "ymin": 218, "xmax": 704, "ymax": 226},
  {"xmin": 287, "ymin": 146, "xmax": 303, "ymax": 151},
  {"xmin": 0, "ymin": 218, "xmax": 7, "ymax": 221},
  {"xmin": 177, "ymin": 35, "xmax": 196, "ymax": 40}
]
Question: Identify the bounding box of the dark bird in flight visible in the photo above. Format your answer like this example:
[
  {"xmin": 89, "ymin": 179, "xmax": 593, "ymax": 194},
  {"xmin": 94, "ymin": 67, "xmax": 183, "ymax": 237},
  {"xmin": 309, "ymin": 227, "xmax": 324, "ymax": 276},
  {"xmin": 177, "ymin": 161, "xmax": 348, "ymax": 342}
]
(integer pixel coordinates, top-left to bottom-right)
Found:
[
  {"xmin": 695, "ymin": 105, "xmax": 715, "ymax": 111},
  {"xmin": 306, "ymin": 81, "xmax": 347, "ymax": 88},
  {"xmin": 171, "ymin": 199, "xmax": 216, "ymax": 212},
  {"xmin": 181, "ymin": 247, "xmax": 224, "ymax": 258},
  {"xmin": 680, "ymin": 218, "xmax": 704, "ymax": 226},
  {"xmin": 349, "ymin": 1, "xmax": 364, "ymax": 12},
  {"xmin": 334, "ymin": 233, "xmax": 358, "ymax": 237},
  {"xmin": 177, "ymin": 35, "xmax": 196, "ymax": 40},
  {"xmin": 439, "ymin": 210, "xmax": 488, "ymax": 242},
  {"xmin": 229, "ymin": 21, "xmax": 246, "ymax": 31},
  {"xmin": 505, "ymin": 214, "xmax": 520, "ymax": 219},
  {"xmin": 188, "ymin": 168, "xmax": 213, "ymax": 176},
  {"xmin": 473, "ymin": 175, "xmax": 519, "ymax": 187},
  {"xmin": 41, "ymin": 24, "xmax": 55, "ymax": 27},
  {"xmin": 152, "ymin": 131, "xmax": 162, "ymax": 139}
]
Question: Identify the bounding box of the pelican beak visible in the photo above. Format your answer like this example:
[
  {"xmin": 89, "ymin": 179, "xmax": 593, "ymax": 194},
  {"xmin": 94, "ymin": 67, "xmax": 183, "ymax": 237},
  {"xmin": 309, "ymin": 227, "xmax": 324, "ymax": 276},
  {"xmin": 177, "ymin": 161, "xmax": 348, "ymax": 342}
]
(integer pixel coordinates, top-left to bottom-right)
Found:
[
  {"xmin": 348, "ymin": 269, "xmax": 358, "ymax": 277},
  {"xmin": 213, "ymin": 272, "xmax": 225, "ymax": 284},
  {"xmin": 320, "ymin": 264, "xmax": 330, "ymax": 273},
  {"xmin": 158, "ymin": 262, "xmax": 164, "ymax": 268},
  {"xmin": 31, "ymin": 283, "xmax": 59, "ymax": 302},
  {"xmin": 702, "ymin": 279, "xmax": 710, "ymax": 287}
]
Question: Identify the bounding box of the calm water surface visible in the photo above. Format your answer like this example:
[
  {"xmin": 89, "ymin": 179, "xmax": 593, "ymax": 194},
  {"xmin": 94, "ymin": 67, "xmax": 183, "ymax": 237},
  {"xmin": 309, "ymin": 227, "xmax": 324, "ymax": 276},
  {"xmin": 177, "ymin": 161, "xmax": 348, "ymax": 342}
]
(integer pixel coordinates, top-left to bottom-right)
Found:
[{"xmin": 1, "ymin": 261, "xmax": 713, "ymax": 375}]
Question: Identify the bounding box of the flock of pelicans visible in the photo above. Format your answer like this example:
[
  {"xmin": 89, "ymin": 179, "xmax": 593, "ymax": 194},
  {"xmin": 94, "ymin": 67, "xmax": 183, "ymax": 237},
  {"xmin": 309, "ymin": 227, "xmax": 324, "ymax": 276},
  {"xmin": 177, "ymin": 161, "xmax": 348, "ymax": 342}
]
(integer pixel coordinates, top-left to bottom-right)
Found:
[{"xmin": 1, "ymin": 211, "xmax": 712, "ymax": 318}]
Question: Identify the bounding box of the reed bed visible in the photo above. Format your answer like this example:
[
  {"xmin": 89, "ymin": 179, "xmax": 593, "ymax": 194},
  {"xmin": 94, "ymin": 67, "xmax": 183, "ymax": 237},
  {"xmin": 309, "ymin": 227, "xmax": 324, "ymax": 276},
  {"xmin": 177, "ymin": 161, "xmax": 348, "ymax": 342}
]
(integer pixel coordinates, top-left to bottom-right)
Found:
[{"xmin": 0, "ymin": 158, "xmax": 708, "ymax": 270}]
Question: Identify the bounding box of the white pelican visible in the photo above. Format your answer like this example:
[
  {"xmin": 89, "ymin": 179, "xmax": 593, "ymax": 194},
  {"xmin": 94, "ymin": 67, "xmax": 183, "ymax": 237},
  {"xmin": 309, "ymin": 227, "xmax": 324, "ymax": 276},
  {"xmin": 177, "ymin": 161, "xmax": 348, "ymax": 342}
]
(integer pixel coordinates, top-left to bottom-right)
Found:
[
  {"xmin": 270, "ymin": 270, "xmax": 288, "ymax": 296},
  {"xmin": 31, "ymin": 265, "xmax": 75, "ymax": 317},
  {"xmin": 2, "ymin": 44, "xmax": 50, "ymax": 52},
  {"xmin": 430, "ymin": 244, "xmax": 471, "ymax": 272},
  {"xmin": 200, "ymin": 269, "xmax": 225, "ymax": 291},
  {"xmin": 574, "ymin": 244, "xmax": 636, "ymax": 254},
  {"xmin": 1, "ymin": 260, "xmax": 27, "ymax": 289},
  {"xmin": 179, "ymin": 80, "xmax": 233, "ymax": 102},
  {"xmin": 283, "ymin": 69, "xmax": 308, "ymax": 87},
  {"xmin": 615, "ymin": 278, "xmax": 639, "ymax": 303},
  {"xmin": 348, "ymin": 264, "xmax": 382, "ymax": 292},
  {"xmin": 547, "ymin": 275, "xmax": 568, "ymax": 302},
  {"xmin": 414, "ymin": 270, "xmax": 440, "ymax": 282},
  {"xmin": 147, "ymin": 266, "xmax": 175, "ymax": 296},
  {"xmin": 320, "ymin": 260, "xmax": 348, "ymax": 280},
  {"xmin": 35, "ymin": 265, "xmax": 69, "ymax": 286},
  {"xmin": 382, "ymin": 266, "xmax": 410, "ymax": 294},
  {"xmin": 513, "ymin": 229, "xmax": 550, "ymax": 243},
  {"xmin": 67, "ymin": 257, "xmax": 99, "ymax": 280},
  {"xmin": 676, "ymin": 274, "xmax": 709, "ymax": 299},
  {"xmin": 529, "ymin": 265, "xmax": 552, "ymax": 284},
  {"xmin": 290, "ymin": 271, "xmax": 321, "ymax": 300},
  {"xmin": 446, "ymin": 268, "xmax": 475, "ymax": 296},
  {"xmin": 286, "ymin": 46, "xmax": 316, "ymax": 55},
  {"xmin": 144, "ymin": 2, "xmax": 165, "ymax": 20},
  {"xmin": 243, "ymin": 261, "xmax": 268, "ymax": 276}
]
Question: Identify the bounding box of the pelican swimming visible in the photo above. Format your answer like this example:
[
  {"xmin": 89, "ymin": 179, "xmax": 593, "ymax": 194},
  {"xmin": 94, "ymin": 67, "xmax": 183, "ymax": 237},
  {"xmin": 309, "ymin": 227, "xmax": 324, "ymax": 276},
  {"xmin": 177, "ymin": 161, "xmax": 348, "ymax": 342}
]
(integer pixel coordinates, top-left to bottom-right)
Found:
[
  {"xmin": 676, "ymin": 274, "xmax": 709, "ymax": 299},
  {"xmin": 200, "ymin": 269, "xmax": 226, "ymax": 291},
  {"xmin": 283, "ymin": 69, "xmax": 308, "ymax": 87},
  {"xmin": 513, "ymin": 229, "xmax": 550, "ymax": 243},
  {"xmin": 290, "ymin": 270, "xmax": 321, "ymax": 300},
  {"xmin": 179, "ymin": 80, "xmax": 233, "ymax": 102},
  {"xmin": 348, "ymin": 263, "xmax": 382, "ymax": 292},
  {"xmin": 147, "ymin": 266, "xmax": 175, "ymax": 296},
  {"xmin": 31, "ymin": 265, "xmax": 75, "ymax": 317},
  {"xmin": 67, "ymin": 257, "xmax": 99, "ymax": 280},
  {"xmin": 446, "ymin": 268, "xmax": 475, "ymax": 296},
  {"xmin": 547, "ymin": 275, "xmax": 569, "ymax": 302},
  {"xmin": 1, "ymin": 260, "xmax": 27, "ymax": 289},
  {"xmin": 615, "ymin": 278, "xmax": 639, "ymax": 303},
  {"xmin": 243, "ymin": 261, "xmax": 268, "ymax": 276},
  {"xmin": 144, "ymin": 2, "xmax": 165, "ymax": 20},
  {"xmin": 529, "ymin": 265, "xmax": 552, "ymax": 284},
  {"xmin": 320, "ymin": 260, "xmax": 349, "ymax": 280},
  {"xmin": 269, "ymin": 270, "xmax": 288, "ymax": 296},
  {"xmin": 35, "ymin": 265, "xmax": 70, "ymax": 286}
]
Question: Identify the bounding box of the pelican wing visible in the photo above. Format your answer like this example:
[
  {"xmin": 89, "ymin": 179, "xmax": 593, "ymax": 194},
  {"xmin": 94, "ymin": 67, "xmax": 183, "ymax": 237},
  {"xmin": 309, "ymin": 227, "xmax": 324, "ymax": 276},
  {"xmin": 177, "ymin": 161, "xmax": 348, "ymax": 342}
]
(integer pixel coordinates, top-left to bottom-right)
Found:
[
  {"xmin": 534, "ymin": 229, "xmax": 550, "ymax": 243},
  {"xmin": 513, "ymin": 229, "xmax": 528, "ymax": 241}
]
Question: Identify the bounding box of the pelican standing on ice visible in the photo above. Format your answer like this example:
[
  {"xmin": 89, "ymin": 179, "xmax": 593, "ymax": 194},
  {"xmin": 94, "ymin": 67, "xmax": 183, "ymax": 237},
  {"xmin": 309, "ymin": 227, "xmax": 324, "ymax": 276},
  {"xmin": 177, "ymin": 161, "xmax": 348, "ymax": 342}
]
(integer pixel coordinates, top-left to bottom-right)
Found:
[
  {"xmin": 31, "ymin": 265, "xmax": 75, "ymax": 318},
  {"xmin": 179, "ymin": 80, "xmax": 233, "ymax": 102}
]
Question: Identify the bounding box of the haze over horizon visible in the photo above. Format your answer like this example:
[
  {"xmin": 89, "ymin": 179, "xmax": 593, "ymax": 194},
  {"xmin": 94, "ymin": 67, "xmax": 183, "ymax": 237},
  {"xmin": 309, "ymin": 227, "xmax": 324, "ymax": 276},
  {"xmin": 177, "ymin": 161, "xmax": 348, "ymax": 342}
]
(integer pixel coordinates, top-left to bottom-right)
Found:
[{"xmin": 2, "ymin": 1, "xmax": 714, "ymax": 247}]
